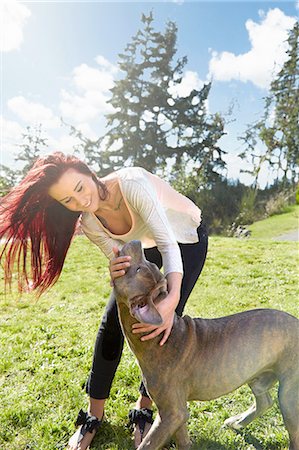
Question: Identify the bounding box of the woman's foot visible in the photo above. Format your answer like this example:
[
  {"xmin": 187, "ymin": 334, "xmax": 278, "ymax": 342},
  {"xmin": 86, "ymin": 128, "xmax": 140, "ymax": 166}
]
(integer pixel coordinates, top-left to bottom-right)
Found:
[
  {"xmin": 130, "ymin": 408, "xmax": 153, "ymax": 448},
  {"xmin": 131, "ymin": 395, "xmax": 153, "ymax": 448},
  {"xmin": 67, "ymin": 398, "xmax": 105, "ymax": 450},
  {"xmin": 67, "ymin": 426, "xmax": 97, "ymax": 450}
]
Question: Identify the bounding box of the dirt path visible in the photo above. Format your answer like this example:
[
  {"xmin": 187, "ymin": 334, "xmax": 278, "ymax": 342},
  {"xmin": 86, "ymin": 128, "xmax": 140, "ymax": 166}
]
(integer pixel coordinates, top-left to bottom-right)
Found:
[{"xmin": 274, "ymin": 230, "xmax": 298, "ymax": 241}]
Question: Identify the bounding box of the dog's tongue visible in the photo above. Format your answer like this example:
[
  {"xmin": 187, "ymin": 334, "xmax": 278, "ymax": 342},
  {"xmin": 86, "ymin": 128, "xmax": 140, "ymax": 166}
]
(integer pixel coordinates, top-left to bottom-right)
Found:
[{"xmin": 131, "ymin": 304, "xmax": 163, "ymax": 326}]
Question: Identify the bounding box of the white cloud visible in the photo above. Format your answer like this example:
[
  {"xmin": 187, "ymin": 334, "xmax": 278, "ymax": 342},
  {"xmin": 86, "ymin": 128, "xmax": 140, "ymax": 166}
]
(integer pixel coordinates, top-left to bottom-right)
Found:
[
  {"xmin": 47, "ymin": 133, "xmax": 82, "ymax": 155},
  {"xmin": 209, "ymin": 8, "xmax": 296, "ymax": 89},
  {"xmin": 0, "ymin": 116, "xmax": 25, "ymax": 166},
  {"xmin": 75, "ymin": 123, "xmax": 99, "ymax": 141},
  {"xmin": 59, "ymin": 58, "xmax": 118, "ymax": 123},
  {"xmin": 72, "ymin": 63, "xmax": 115, "ymax": 92},
  {"xmin": 95, "ymin": 55, "xmax": 118, "ymax": 73},
  {"xmin": 3, "ymin": 55, "xmax": 119, "ymax": 166},
  {"xmin": 1, "ymin": 116, "xmax": 24, "ymax": 140},
  {"xmin": 0, "ymin": 114, "xmax": 93, "ymax": 167},
  {"xmin": 0, "ymin": 0, "xmax": 31, "ymax": 52},
  {"xmin": 7, "ymin": 96, "xmax": 60, "ymax": 128},
  {"xmin": 168, "ymin": 71, "xmax": 204, "ymax": 98},
  {"xmin": 60, "ymin": 89, "xmax": 108, "ymax": 123}
]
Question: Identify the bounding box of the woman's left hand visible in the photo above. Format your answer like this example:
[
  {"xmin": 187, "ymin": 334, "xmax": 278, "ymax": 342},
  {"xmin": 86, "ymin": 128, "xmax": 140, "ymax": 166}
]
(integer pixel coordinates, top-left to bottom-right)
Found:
[{"xmin": 131, "ymin": 295, "xmax": 176, "ymax": 346}]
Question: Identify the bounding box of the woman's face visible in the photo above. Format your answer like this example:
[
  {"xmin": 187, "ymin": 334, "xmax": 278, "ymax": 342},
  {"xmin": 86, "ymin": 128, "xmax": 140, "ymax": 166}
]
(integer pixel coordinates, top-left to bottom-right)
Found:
[{"xmin": 48, "ymin": 168, "xmax": 101, "ymax": 213}]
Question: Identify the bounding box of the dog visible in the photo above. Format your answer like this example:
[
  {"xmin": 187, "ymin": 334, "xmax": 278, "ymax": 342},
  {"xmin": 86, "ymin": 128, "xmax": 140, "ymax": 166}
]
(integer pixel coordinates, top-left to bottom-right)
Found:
[{"xmin": 113, "ymin": 240, "xmax": 299, "ymax": 450}]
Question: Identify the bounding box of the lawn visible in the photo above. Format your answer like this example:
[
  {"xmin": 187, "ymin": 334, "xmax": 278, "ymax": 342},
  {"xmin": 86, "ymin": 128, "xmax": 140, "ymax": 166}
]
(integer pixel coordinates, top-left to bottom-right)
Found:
[
  {"xmin": 248, "ymin": 204, "xmax": 299, "ymax": 240},
  {"xmin": 0, "ymin": 213, "xmax": 298, "ymax": 449}
]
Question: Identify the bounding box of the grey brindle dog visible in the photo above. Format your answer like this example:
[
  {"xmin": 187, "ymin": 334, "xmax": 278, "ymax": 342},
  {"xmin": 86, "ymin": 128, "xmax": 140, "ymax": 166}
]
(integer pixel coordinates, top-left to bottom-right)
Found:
[{"xmin": 113, "ymin": 240, "xmax": 299, "ymax": 450}]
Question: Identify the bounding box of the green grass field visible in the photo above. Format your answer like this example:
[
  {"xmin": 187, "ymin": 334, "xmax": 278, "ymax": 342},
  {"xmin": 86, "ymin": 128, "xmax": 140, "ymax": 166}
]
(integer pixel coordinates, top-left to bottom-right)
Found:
[
  {"xmin": 0, "ymin": 208, "xmax": 298, "ymax": 449},
  {"xmin": 248, "ymin": 204, "xmax": 298, "ymax": 240}
]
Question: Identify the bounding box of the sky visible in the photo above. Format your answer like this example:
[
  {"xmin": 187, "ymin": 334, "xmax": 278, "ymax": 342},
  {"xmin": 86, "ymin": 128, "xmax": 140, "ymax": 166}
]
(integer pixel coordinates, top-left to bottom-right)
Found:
[{"xmin": 1, "ymin": 0, "xmax": 298, "ymax": 187}]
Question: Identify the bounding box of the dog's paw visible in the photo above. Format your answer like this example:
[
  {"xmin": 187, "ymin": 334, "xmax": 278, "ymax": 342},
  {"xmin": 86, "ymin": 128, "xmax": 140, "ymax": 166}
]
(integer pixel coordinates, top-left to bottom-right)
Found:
[{"xmin": 223, "ymin": 415, "xmax": 245, "ymax": 430}]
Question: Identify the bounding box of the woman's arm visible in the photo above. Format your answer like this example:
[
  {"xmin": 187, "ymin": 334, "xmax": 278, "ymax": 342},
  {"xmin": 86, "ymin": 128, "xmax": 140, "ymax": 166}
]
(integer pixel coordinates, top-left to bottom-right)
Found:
[
  {"xmin": 119, "ymin": 173, "xmax": 185, "ymax": 344},
  {"xmin": 124, "ymin": 174, "xmax": 184, "ymax": 276},
  {"xmin": 109, "ymin": 243, "xmax": 182, "ymax": 345},
  {"xmin": 131, "ymin": 271, "xmax": 182, "ymax": 346}
]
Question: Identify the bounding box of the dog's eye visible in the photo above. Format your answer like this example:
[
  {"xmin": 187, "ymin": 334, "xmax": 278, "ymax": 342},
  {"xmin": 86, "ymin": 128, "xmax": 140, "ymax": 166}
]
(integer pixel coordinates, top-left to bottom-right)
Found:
[{"xmin": 136, "ymin": 267, "xmax": 141, "ymax": 273}]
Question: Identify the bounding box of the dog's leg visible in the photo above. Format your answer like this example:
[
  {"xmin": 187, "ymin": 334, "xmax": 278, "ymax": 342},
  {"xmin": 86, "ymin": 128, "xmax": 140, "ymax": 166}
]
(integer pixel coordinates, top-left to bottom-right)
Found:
[
  {"xmin": 137, "ymin": 406, "xmax": 189, "ymax": 450},
  {"xmin": 278, "ymin": 374, "xmax": 299, "ymax": 450},
  {"xmin": 174, "ymin": 422, "xmax": 192, "ymax": 450},
  {"xmin": 224, "ymin": 371, "xmax": 276, "ymax": 430}
]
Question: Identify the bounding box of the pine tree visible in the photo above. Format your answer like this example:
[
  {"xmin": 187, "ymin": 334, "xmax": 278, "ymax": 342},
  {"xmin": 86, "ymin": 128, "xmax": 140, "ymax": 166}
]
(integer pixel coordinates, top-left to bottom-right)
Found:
[
  {"xmin": 103, "ymin": 13, "xmax": 176, "ymax": 172},
  {"xmin": 15, "ymin": 124, "xmax": 48, "ymax": 178},
  {"xmin": 239, "ymin": 22, "xmax": 299, "ymax": 187},
  {"xmin": 0, "ymin": 165, "xmax": 18, "ymax": 196},
  {"xmin": 167, "ymin": 83, "xmax": 226, "ymax": 186},
  {"xmin": 0, "ymin": 125, "xmax": 48, "ymax": 194},
  {"xmin": 101, "ymin": 12, "xmax": 226, "ymax": 181},
  {"xmin": 268, "ymin": 21, "xmax": 299, "ymax": 182}
]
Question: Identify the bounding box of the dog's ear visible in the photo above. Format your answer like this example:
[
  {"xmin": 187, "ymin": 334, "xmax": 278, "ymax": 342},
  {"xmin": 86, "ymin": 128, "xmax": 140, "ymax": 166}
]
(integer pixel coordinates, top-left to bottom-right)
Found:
[{"xmin": 120, "ymin": 240, "xmax": 143, "ymax": 264}]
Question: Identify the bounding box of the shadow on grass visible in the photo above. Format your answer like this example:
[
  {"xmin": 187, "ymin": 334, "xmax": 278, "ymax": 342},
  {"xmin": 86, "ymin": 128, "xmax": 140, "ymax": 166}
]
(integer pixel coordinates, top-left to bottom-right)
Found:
[
  {"xmin": 90, "ymin": 421, "xmax": 134, "ymax": 449},
  {"xmin": 90, "ymin": 425, "xmax": 232, "ymax": 450},
  {"xmin": 190, "ymin": 434, "xmax": 283, "ymax": 450},
  {"xmin": 89, "ymin": 423, "xmax": 231, "ymax": 450},
  {"xmin": 190, "ymin": 441, "xmax": 235, "ymax": 450},
  {"xmin": 240, "ymin": 429, "xmax": 285, "ymax": 450},
  {"xmin": 155, "ymin": 440, "xmax": 231, "ymax": 450},
  {"xmin": 88, "ymin": 422, "xmax": 286, "ymax": 450},
  {"xmin": 239, "ymin": 430, "xmax": 264, "ymax": 450}
]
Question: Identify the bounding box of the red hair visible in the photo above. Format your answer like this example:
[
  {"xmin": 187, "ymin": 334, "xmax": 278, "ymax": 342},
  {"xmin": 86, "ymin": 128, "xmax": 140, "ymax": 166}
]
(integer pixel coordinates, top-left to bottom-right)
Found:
[{"xmin": 0, "ymin": 152, "xmax": 107, "ymax": 295}]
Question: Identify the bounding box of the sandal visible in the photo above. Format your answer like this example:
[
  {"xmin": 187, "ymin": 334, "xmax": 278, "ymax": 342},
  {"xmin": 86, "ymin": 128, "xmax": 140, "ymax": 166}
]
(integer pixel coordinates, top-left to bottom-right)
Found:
[
  {"xmin": 129, "ymin": 408, "xmax": 153, "ymax": 447},
  {"xmin": 75, "ymin": 409, "xmax": 102, "ymax": 446}
]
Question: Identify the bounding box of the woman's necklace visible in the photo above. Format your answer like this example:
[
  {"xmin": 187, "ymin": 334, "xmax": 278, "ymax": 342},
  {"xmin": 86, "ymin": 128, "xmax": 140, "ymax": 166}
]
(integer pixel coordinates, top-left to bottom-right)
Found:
[
  {"xmin": 95, "ymin": 192, "xmax": 124, "ymax": 229},
  {"xmin": 113, "ymin": 195, "xmax": 123, "ymax": 211}
]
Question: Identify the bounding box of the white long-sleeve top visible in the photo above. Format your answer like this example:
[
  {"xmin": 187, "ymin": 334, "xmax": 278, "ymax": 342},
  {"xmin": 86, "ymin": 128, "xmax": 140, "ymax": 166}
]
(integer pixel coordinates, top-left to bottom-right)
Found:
[{"xmin": 80, "ymin": 167, "xmax": 202, "ymax": 276}]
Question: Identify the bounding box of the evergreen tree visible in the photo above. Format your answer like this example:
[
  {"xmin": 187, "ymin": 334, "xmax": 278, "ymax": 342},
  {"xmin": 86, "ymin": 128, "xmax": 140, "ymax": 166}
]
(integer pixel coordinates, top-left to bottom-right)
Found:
[
  {"xmin": 167, "ymin": 83, "xmax": 226, "ymax": 187},
  {"xmin": 103, "ymin": 12, "xmax": 178, "ymax": 172},
  {"xmin": 268, "ymin": 22, "xmax": 299, "ymax": 182},
  {"xmin": 15, "ymin": 124, "xmax": 48, "ymax": 177},
  {"xmin": 100, "ymin": 12, "xmax": 226, "ymax": 181},
  {"xmin": 239, "ymin": 22, "xmax": 299, "ymax": 187},
  {"xmin": 0, "ymin": 125, "xmax": 48, "ymax": 194},
  {"xmin": 0, "ymin": 165, "xmax": 18, "ymax": 196},
  {"xmin": 62, "ymin": 119, "xmax": 109, "ymax": 175}
]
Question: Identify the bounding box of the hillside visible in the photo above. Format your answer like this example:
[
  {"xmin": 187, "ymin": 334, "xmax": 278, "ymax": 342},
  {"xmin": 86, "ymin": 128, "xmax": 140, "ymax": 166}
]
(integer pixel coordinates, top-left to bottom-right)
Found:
[{"xmin": 248, "ymin": 204, "xmax": 299, "ymax": 240}]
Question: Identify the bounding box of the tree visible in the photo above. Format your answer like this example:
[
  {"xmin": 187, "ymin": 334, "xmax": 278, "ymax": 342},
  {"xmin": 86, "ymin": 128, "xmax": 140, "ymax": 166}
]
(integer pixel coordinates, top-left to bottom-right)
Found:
[
  {"xmin": 0, "ymin": 125, "xmax": 48, "ymax": 195},
  {"xmin": 239, "ymin": 22, "xmax": 299, "ymax": 188},
  {"xmin": 15, "ymin": 124, "xmax": 48, "ymax": 178},
  {"xmin": 103, "ymin": 12, "xmax": 180, "ymax": 172},
  {"xmin": 0, "ymin": 165, "xmax": 18, "ymax": 197},
  {"xmin": 80, "ymin": 12, "xmax": 226, "ymax": 183},
  {"xmin": 62, "ymin": 119, "xmax": 109, "ymax": 176},
  {"xmin": 166, "ymin": 84, "xmax": 226, "ymax": 187}
]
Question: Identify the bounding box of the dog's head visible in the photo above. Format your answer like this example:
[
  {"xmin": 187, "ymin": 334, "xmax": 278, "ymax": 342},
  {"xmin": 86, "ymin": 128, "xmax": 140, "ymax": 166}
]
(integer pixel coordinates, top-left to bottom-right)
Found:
[{"xmin": 113, "ymin": 240, "xmax": 168, "ymax": 326}]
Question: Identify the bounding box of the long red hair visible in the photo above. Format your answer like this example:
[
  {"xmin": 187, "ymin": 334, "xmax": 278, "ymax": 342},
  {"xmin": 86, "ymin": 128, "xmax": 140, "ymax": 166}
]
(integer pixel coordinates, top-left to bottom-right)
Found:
[{"xmin": 0, "ymin": 152, "xmax": 107, "ymax": 295}]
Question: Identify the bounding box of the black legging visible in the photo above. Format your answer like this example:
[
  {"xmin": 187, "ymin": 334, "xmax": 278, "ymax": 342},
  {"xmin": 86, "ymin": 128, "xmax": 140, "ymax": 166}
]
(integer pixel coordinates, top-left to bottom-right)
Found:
[{"xmin": 86, "ymin": 223, "xmax": 208, "ymax": 399}]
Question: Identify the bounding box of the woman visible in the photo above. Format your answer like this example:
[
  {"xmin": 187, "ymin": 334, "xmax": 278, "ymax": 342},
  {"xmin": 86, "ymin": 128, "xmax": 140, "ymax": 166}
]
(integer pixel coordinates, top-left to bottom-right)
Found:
[{"xmin": 0, "ymin": 152, "xmax": 208, "ymax": 450}]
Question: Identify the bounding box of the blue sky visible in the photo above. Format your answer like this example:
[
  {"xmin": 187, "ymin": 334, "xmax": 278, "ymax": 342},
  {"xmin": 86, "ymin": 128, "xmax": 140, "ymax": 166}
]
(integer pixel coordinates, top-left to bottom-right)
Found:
[{"xmin": 1, "ymin": 1, "xmax": 298, "ymax": 187}]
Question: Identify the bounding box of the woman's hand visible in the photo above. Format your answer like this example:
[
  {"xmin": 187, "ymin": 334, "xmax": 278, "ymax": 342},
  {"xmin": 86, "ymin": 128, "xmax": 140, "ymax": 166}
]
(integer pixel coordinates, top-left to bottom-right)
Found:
[
  {"xmin": 109, "ymin": 246, "xmax": 131, "ymax": 286},
  {"xmin": 132, "ymin": 272, "xmax": 182, "ymax": 345},
  {"xmin": 131, "ymin": 293, "xmax": 177, "ymax": 346}
]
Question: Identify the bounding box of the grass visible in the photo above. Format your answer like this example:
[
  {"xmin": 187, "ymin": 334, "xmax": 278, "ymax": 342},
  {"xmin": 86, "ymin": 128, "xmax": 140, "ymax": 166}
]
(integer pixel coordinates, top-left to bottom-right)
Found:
[
  {"xmin": 248, "ymin": 204, "xmax": 299, "ymax": 240},
  {"xmin": 0, "ymin": 209, "xmax": 298, "ymax": 449}
]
